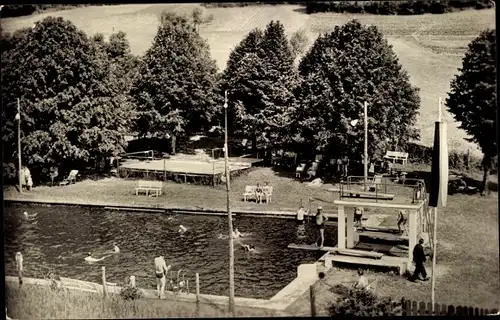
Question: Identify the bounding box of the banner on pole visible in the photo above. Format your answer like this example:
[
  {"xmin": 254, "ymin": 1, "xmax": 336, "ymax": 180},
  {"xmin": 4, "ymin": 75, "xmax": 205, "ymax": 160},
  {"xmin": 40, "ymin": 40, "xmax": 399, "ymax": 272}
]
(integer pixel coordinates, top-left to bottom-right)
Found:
[{"xmin": 428, "ymin": 121, "xmax": 448, "ymax": 207}]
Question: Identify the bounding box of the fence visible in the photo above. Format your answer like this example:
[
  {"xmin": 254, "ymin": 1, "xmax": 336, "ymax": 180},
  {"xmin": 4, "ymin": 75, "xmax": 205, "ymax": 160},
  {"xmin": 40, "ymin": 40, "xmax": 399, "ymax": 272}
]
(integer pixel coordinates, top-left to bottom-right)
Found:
[
  {"xmin": 401, "ymin": 298, "xmax": 499, "ymax": 316},
  {"xmin": 11, "ymin": 252, "xmax": 199, "ymax": 300}
]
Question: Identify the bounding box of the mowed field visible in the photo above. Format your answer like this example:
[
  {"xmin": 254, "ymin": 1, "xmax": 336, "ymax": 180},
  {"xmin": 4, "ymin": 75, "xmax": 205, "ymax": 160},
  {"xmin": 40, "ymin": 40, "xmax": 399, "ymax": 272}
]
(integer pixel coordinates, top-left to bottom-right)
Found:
[{"xmin": 2, "ymin": 5, "xmax": 495, "ymax": 155}]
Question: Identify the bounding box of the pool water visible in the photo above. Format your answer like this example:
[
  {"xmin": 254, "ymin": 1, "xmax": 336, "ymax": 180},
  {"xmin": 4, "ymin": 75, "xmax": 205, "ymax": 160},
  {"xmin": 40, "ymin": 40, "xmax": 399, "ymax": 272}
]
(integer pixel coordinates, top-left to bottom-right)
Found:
[{"xmin": 4, "ymin": 203, "xmax": 337, "ymax": 299}]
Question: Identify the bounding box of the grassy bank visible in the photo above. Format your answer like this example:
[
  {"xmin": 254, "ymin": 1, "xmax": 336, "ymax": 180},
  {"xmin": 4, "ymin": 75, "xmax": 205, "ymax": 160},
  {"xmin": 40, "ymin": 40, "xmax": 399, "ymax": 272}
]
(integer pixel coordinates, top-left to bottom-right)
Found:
[
  {"xmin": 286, "ymin": 192, "xmax": 500, "ymax": 315},
  {"xmin": 3, "ymin": 167, "xmax": 340, "ymax": 213},
  {"xmin": 5, "ymin": 282, "xmax": 283, "ymax": 319},
  {"xmin": 1, "ymin": 5, "xmax": 495, "ymax": 153}
]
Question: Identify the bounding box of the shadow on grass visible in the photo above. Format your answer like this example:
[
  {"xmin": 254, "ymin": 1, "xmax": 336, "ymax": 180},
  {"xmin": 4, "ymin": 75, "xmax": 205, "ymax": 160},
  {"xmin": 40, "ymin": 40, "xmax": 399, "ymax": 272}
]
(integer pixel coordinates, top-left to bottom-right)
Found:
[{"xmin": 292, "ymin": 6, "xmax": 308, "ymax": 14}]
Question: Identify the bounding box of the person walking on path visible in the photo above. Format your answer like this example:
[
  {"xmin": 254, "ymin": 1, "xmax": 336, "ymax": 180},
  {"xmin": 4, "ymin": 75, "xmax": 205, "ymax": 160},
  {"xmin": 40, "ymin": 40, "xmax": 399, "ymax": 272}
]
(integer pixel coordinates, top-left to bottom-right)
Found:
[{"xmin": 410, "ymin": 238, "xmax": 429, "ymax": 282}]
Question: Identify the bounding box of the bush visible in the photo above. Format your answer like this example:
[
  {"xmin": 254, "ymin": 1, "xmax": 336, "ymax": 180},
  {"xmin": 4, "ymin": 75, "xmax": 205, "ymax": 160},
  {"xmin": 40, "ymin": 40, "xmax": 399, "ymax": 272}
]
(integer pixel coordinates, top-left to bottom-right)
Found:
[
  {"xmin": 119, "ymin": 286, "xmax": 143, "ymax": 301},
  {"xmin": 329, "ymin": 286, "xmax": 402, "ymax": 316}
]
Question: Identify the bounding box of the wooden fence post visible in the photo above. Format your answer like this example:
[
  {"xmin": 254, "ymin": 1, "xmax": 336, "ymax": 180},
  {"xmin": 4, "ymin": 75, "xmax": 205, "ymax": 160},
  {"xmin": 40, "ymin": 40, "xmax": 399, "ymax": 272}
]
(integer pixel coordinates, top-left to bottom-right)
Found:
[
  {"xmin": 130, "ymin": 275, "xmax": 135, "ymax": 287},
  {"xmin": 15, "ymin": 252, "xmax": 23, "ymax": 288},
  {"xmin": 309, "ymin": 284, "xmax": 316, "ymax": 317},
  {"xmin": 102, "ymin": 266, "xmax": 108, "ymax": 298},
  {"xmin": 195, "ymin": 273, "xmax": 200, "ymax": 315}
]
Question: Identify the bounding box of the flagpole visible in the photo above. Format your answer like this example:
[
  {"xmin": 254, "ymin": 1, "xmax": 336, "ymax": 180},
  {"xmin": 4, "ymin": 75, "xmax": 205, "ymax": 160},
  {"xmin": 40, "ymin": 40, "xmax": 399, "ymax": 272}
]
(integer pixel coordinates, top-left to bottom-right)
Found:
[
  {"xmin": 17, "ymin": 98, "xmax": 23, "ymax": 194},
  {"xmin": 364, "ymin": 101, "xmax": 368, "ymax": 190},
  {"xmin": 224, "ymin": 90, "xmax": 235, "ymax": 316},
  {"xmin": 431, "ymin": 97, "xmax": 442, "ymax": 313}
]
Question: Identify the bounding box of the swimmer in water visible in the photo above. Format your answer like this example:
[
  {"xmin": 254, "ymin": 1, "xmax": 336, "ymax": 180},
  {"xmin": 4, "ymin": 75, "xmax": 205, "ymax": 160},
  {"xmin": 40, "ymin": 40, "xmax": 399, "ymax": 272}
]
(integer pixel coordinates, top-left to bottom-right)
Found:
[
  {"xmin": 23, "ymin": 211, "xmax": 38, "ymax": 219},
  {"xmin": 84, "ymin": 252, "xmax": 109, "ymax": 263},
  {"xmin": 232, "ymin": 228, "xmax": 242, "ymax": 239},
  {"xmin": 112, "ymin": 243, "xmax": 120, "ymax": 253},
  {"xmin": 241, "ymin": 244, "xmax": 255, "ymax": 252},
  {"xmin": 178, "ymin": 225, "xmax": 187, "ymax": 235}
]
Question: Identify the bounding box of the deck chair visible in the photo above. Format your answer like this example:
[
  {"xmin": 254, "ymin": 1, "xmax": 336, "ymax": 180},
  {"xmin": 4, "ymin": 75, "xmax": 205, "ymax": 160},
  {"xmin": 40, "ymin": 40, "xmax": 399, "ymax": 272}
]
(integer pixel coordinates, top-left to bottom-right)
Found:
[
  {"xmin": 307, "ymin": 162, "xmax": 319, "ymax": 179},
  {"xmin": 368, "ymin": 175, "xmax": 383, "ymax": 192},
  {"xmin": 295, "ymin": 163, "xmax": 306, "ymax": 178},
  {"xmin": 59, "ymin": 170, "xmax": 79, "ymax": 186}
]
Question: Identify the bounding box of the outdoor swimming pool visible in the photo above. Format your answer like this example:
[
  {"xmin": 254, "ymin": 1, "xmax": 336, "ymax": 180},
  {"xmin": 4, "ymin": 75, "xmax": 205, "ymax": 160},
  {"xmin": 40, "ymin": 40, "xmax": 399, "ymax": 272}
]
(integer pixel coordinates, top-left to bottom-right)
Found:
[{"xmin": 4, "ymin": 203, "xmax": 337, "ymax": 299}]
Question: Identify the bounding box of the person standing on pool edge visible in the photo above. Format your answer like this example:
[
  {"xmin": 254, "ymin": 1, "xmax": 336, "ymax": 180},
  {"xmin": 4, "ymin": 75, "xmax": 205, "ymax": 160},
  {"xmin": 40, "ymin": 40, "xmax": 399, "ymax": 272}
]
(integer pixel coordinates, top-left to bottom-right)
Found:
[
  {"xmin": 314, "ymin": 206, "xmax": 328, "ymax": 248},
  {"xmin": 154, "ymin": 255, "xmax": 171, "ymax": 299}
]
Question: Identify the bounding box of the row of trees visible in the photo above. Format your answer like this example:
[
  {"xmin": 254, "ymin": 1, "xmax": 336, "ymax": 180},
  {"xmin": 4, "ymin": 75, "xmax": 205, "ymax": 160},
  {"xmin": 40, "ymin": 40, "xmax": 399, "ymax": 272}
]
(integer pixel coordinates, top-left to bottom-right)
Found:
[
  {"xmin": 1, "ymin": 9, "xmax": 496, "ymax": 190},
  {"xmin": 304, "ymin": 0, "xmax": 495, "ymax": 15}
]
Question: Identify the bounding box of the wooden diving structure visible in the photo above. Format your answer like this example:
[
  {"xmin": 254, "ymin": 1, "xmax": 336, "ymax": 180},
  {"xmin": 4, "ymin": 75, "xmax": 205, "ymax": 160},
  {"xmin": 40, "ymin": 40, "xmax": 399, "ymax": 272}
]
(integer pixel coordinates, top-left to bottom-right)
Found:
[
  {"xmin": 342, "ymin": 190, "xmax": 395, "ymax": 200},
  {"xmin": 287, "ymin": 243, "xmax": 337, "ymax": 251},
  {"xmin": 358, "ymin": 230, "xmax": 409, "ymax": 242}
]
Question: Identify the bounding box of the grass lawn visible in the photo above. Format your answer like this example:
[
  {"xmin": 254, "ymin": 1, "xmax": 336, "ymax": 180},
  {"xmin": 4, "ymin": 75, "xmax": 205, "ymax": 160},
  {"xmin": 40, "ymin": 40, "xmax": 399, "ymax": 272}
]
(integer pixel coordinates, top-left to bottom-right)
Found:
[
  {"xmin": 286, "ymin": 192, "xmax": 499, "ymax": 316},
  {"xmin": 5, "ymin": 283, "xmax": 283, "ymax": 319},
  {"xmin": 1, "ymin": 5, "xmax": 495, "ymax": 155},
  {"xmin": 4, "ymin": 167, "xmax": 342, "ymax": 213}
]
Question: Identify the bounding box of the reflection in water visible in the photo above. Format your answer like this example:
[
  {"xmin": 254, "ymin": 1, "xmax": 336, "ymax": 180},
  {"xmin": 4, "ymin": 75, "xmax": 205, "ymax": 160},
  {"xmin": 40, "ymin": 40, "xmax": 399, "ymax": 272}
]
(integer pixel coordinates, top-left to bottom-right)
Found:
[{"xmin": 4, "ymin": 204, "xmax": 336, "ymax": 298}]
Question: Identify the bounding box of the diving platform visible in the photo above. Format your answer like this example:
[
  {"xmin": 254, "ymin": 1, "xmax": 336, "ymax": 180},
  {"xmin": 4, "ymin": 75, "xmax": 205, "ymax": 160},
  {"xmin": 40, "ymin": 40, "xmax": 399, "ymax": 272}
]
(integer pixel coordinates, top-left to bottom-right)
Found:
[
  {"xmin": 358, "ymin": 230, "xmax": 409, "ymax": 242},
  {"xmin": 323, "ymin": 249, "xmax": 408, "ymax": 275},
  {"xmin": 342, "ymin": 190, "xmax": 395, "ymax": 200},
  {"xmin": 287, "ymin": 243, "xmax": 337, "ymax": 251}
]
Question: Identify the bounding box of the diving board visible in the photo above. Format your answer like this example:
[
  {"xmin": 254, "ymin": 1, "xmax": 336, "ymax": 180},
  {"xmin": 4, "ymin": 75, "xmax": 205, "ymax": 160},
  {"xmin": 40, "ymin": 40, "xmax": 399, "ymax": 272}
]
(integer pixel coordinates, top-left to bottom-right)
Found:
[
  {"xmin": 358, "ymin": 230, "xmax": 409, "ymax": 242},
  {"xmin": 287, "ymin": 244, "xmax": 337, "ymax": 251},
  {"xmin": 342, "ymin": 190, "xmax": 395, "ymax": 200},
  {"xmin": 330, "ymin": 247, "xmax": 383, "ymax": 259}
]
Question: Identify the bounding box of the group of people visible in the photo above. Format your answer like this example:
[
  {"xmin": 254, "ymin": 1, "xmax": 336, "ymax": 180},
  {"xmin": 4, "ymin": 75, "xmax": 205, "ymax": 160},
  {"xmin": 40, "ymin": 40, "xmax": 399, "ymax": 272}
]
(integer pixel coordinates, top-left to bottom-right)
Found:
[
  {"xmin": 296, "ymin": 205, "xmax": 329, "ymax": 248},
  {"xmin": 254, "ymin": 182, "xmax": 271, "ymax": 204}
]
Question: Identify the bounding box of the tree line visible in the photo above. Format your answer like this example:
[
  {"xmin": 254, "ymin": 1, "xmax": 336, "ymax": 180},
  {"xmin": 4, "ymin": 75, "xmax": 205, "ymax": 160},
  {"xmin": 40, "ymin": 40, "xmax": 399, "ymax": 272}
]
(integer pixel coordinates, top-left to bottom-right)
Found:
[
  {"xmin": 1, "ymin": 8, "xmax": 496, "ymax": 191},
  {"xmin": 201, "ymin": 1, "xmax": 495, "ymax": 14},
  {"xmin": 304, "ymin": 0, "xmax": 495, "ymax": 15}
]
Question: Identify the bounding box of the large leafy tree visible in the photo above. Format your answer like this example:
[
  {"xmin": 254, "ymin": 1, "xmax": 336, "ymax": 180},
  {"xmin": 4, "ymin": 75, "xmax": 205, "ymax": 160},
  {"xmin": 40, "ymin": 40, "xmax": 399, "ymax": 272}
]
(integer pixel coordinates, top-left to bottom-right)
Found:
[
  {"xmin": 222, "ymin": 21, "xmax": 299, "ymax": 151},
  {"xmin": 296, "ymin": 20, "xmax": 420, "ymax": 160},
  {"xmin": 92, "ymin": 31, "xmax": 140, "ymax": 132},
  {"xmin": 1, "ymin": 17, "xmax": 131, "ymax": 182},
  {"xmin": 132, "ymin": 11, "xmax": 219, "ymax": 153},
  {"xmin": 446, "ymin": 29, "xmax": 496, "ymax": 193}
]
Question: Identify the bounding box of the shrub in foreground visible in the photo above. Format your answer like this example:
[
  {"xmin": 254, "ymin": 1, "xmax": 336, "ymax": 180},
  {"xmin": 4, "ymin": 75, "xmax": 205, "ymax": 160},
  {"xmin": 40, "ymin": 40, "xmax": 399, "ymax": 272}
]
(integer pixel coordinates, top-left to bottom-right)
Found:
[{"xmin": 329, "ymin": 286, "xmax": 402, "ymax": 316}]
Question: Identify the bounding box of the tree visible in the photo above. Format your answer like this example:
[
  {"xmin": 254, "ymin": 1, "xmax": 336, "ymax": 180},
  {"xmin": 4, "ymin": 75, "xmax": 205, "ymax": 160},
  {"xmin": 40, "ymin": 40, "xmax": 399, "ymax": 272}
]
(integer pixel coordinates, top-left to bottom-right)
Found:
[
  {"xmin": 446, "ymin": 29, "xmax": 496, "ymax": 194},
  {"xmin": 191, "ymin": 7, "xmax": 214, "ymax": 32},
  {"xmin": 329, "ymin": 286, "xmax": 402, "ymax": 316},
  {"xmin": 1, "ymin": 17, "xmax": 131, "ymax": 182},
  {"xmin": 290, "ymin": 28, "xmax": 309, "ymax": 60},
  {"xmin": 221, "ymin": 21, "xmax": 299, "ymax": 151},
  {"xmin": 296, "ymin": 20, "xmax": 420, "ymax": 160},
  {"xmin": 132, "ymin": 11, "xmax": 219, "ymax": 154}
]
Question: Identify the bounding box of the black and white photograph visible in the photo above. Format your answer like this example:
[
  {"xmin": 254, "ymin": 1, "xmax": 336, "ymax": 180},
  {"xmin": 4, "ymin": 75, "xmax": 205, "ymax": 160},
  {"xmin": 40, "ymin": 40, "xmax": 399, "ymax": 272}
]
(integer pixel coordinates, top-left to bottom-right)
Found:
[{"xmin": 1, "ymin": 1, "xmax": 498, "ymax": 318}]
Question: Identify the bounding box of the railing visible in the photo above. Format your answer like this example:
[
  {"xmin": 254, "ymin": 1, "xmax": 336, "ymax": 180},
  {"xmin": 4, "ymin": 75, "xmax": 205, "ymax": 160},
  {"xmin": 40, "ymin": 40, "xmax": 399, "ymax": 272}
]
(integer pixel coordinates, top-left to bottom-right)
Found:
[{"xmin": 340, "ymin": 176, "xmax": 426, "ymax": 204}]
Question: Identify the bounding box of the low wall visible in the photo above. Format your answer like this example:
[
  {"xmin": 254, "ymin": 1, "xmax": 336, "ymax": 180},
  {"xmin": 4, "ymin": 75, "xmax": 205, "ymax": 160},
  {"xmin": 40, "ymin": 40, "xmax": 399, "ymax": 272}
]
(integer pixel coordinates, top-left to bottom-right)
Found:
[
  {"xmin": 5, "ymin": 262, "xmax": 328, "ymax": 312},
  {"xmin": 4, "ymin": 198, "xmax": 340, "ymax": 221}
]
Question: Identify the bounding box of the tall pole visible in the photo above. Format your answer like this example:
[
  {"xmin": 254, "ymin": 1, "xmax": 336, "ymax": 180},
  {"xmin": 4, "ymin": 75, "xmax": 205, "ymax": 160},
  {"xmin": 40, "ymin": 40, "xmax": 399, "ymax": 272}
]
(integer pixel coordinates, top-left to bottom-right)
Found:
[
  {"xmin": 364, "ymin": 101, "xmax": 368, "ymax": 190},
  {"xmin": 224, "ymin": 90, "xmax": 235, "ymax": 315},
  {"xmin": 17, "ymin": 98, "xmax": 23, "ymax": 193},
  {"xmin": 431, "ymin": 98, "xmax": 442, "ymax": 313}
]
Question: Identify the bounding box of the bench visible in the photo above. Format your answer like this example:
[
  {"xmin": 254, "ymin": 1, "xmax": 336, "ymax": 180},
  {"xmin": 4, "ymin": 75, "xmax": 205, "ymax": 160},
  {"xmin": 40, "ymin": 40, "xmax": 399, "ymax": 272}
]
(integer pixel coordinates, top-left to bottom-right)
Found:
[
  {"xmin": 135, "ymin": 180, "xmax": 163, "ymax": 197},
  {"xmin": 243, "ymin": 185, "xmax": 256, "ymax": 202},
  {"xmin": 383, "ymin": 151, "xmax": 408, "ymax": 165}
]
